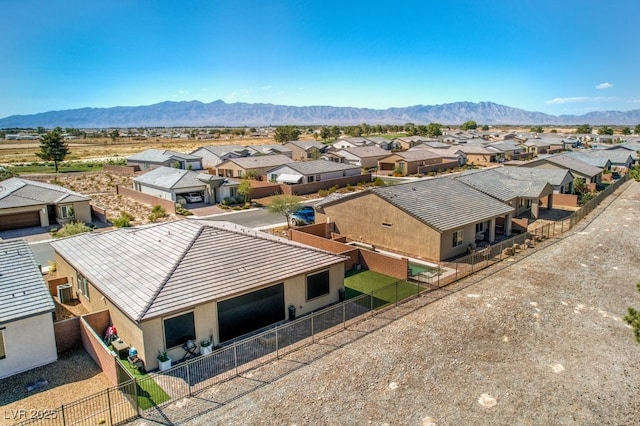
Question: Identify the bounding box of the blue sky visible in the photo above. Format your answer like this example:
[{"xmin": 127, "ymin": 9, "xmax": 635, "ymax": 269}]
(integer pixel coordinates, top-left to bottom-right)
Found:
[{"xmin": 1, "ymin": 0, "xmax": 639, "ymax": 119}]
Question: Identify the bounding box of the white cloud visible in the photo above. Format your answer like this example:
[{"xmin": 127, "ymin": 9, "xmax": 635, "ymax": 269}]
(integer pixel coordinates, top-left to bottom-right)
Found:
[
  {"xmin": 595, "ymin": 82, "xmax": 613, "ymax": 89},
  {"xmin": 545, "ymin": 97, "xmax": 591, "ymax": 104},
  {"xmin": 261, "ymin": 85, "xmax": 273, "ymax": 91}
]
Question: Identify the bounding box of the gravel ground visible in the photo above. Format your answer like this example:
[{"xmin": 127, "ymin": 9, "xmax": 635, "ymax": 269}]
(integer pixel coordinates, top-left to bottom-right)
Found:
[
  {"xmin": 0, "ymin": 347, "xmax": 111, "ymax": 416},
  {"xmin": 129, "ymin": 180, "xmax": 640, "ymax": 426}
]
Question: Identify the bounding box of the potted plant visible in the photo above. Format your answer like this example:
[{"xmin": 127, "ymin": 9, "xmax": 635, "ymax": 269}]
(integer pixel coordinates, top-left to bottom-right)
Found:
[
  {"xmin": 157, "ymin": 350, "xmax": 171, "ymax": 371},
  {"xmin": 200, "ymin": 339, "xmax": 212, "ymax": 355}
]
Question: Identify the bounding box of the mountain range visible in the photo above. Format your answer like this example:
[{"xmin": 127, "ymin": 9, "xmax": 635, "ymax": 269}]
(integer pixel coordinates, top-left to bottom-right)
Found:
[{"xmin": 2, "ymin": 100, "xmax": 640, "ymax": 128}]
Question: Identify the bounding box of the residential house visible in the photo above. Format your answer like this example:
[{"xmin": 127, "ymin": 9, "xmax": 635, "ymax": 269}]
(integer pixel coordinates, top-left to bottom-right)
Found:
[
  {"xmin": 331, "ymin": 146, "xmax": 390, "ymax": 169},
  {"xmin": 331, "ymin": 137, "xmax": 373, "ymax": 150},
  {"xmin": 453, "ymin": 144, "xmax": 498, "ymax": 165},
  {"xmin": 521, "ymin": 154, "xmax": 603, "ymax": 185},
  {"xmin": 393, "ymin": 136, "xmax": 434, "ymax": 150},
  {"xmin": 51, "ymin": 220, "xmax": 347, "ymax": 370},
  {"xmin": 284, "ymin": 141, "xmax": 327, "ymax": 161},
  {"xmin": 267, "ymin": 160, "xmax": 362, "ymax": 184},
  {"xmin": 244, "ymin": 144, "xmax": 293, "ymax": 158},
  {"xmin": 0, "ymin": 178, "xmax": 91, "ymax": 231},
  {"xmin": 495, "ymin": 166, "xmax": 575, "ymax": 194},
  {"xmin": 132, "ymin": 166, "xmax": 239, "ymax": 205},
  {"xmin": 190, "ymin": 145, "xmax": 248, "ymax": 169},
  {"xmin": 0, "ymin": 239, "xmax": 57, "ymax": 379},
  {"xmin": 126, "ymin": 149, "xmax": 203, "ymax": 171},
  {"xmin": 378, "ymin": 150, "xmax": 456, "ymax": 175},
  {"xmin": 365, "ymin": 136, "xmax": 395, "ymax": 150},
  {"xmin": 566, "ymin": 150, "xmax": 633, "ymax": 171},
  {"xmin": 216, "ymin": 155, "xmax": 293, "ymax": 179},
  {"xmin": 315, "ymin": 177, "xmax": 515, "ymax": 261},
  {"xmin": 484, "ymin": 140, "xmax": 529, "ymax": 161},
  {"xmin": 455, "ymin": 169, "xmax": 555, "ymax": 220}
]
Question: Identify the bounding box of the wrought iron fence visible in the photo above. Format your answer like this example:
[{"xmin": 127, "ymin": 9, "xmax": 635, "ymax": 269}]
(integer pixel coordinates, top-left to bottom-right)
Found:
[{"xmin": 14, "ymin": 174, "xmax": 631, "ymax": 426}]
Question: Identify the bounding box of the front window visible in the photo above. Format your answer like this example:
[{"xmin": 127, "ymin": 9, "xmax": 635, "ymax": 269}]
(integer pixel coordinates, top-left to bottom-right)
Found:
[
  {"xmin": 452, "ymin": 230, "xmax": 464, "ymax": 247},
  {"xmin": 163, "ymin": 312, "xmax": 196, "ymax": 349},
  {"xmin": 60, "ymin": 205, "xmax": 74, "ymax": 219},
  {"xmin": 306, "ymin": 270, "xmax": 330, "ymax": 301},
  {"xmin": 308, "ymin": 175, "xmax": 315, "ymax": 183},
  {"xmin": 77, "ymin": 272, "xmax": 90, "ymax": 300},
  {"xmin": 0, "ymin": 328, "xmax": 6, "ymax": 360}
]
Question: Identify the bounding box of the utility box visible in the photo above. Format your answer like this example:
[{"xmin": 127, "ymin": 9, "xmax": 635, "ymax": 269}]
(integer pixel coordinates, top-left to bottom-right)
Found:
[{"xmin": 57, "ymin": 283, "xmax": 73, "ymax": 304}]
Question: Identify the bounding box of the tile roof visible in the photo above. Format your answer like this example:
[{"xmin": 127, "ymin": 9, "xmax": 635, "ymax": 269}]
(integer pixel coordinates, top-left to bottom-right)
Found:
[
  {"xmin": 0, "ymin": 239, "xmax": 55, "ymax": 325},
  {"xmin": 531, "ymin": 154, "xmax": 602, "ymax": 177},
  {"xmin": 192, "ymin": 145, "xmax": 246, "ymax": 156},
  {"xmin": 221, "ymin": 154, "xmax": 293, "ymax": 169},
  {"xmin": 127, "ymin": 149, "xmax": 201, "ymax": 163},
  {"xmin": 51, "ymin": 220, "xmax": 346, "ymax": 322},
  {"xmin": 494, "ymin": 166, "xmax": 571, "ymax": 187},
  {"xmin": 133, "ymin": 166, "xmax": 211, "ymax": 190},
  {"xmin": 286, "ymin": 140, "xmax": 326, "ymax": 151},
  {"xmin": 341, "ymin": 146, "xmax": 389, "ymax": 158},
  {"xmin": 455, "ymin": 170, "xmax": 519, "ymax": 202},
  {"xmin": 281, "ymin": 160, "xmax": 361, "ymax": 175},
  {"xmin": 371, "ymin": 177, "xmax": 514, "ymax": 232},
  {"xmin": 0, "ymin": 177, "xmax": 90, "ymax": 209}
]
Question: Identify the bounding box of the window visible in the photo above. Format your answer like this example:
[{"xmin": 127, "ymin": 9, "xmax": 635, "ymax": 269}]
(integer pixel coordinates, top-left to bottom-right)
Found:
[
  {"xmin": 163, "ymin": 312, "xmax": 196, "ymax": 349},
  {"xmin": 452, "ymin": 229, "xmax": 464, "ymax": 247},
  {"xmin": 60, "ymin": 205, "xmax": 74, "ymax": 219},
  {"xmin": 382, "ymin": 222, "xmax": 392, "ymax": 228},
  {"xmin": 307, "ymin": 175, "xmax": 315, "ymax": 183},
  {"xmin": 475, "ymin": 223, "xmax": 484, "ymax": 233},
  {"xmin": 306, "ymin": 270, "xmax": 330, "ymax": 301},
  {"xmin": 0, "ymin": 328, "xmax": 5, "ymax": 359},
  {"xmin": 77, "ymin": 272, "xmax": 90, "ymax": 300},
  {"xmin": 229, "ymin": 187, "xmax": 237, "ymax": 198}
]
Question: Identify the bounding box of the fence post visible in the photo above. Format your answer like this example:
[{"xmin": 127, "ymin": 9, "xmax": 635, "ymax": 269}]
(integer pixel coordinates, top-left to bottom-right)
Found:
[
  {"xmin": 233, "ymin": 343, "xmax": 239, "ymax": 376},
  {"xmin": 61, "ymin": 404, "xmax": 65, "ymax": 426},
  {"xmin": 311, "ymin": 314, "xmax": 315, "ymax": 343},
  {"xmin": 107, "ymin": 388, "xmax": 113, "ymax": 426},
  {"xmin": 187, "ymin": 361, "xmax": 192, "ymax": 397},
  {"xmin": 275, "ymin": 327, "xmax": 280, "ymax": 358}
]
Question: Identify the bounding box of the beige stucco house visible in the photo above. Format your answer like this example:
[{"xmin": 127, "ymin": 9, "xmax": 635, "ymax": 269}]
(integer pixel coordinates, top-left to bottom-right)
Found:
[
  {"xmin": 0, "ymin": 240, "xmax": 57, "ymax": 379},
  {"xmin": 315, "ymin": 177, "xmax": 515, "ymax": 261},
  {"xmin": 51, "ymin": 220, "xmax": 346, "ymax": 371},
  {"xmin": 0, "ymin": 178, "xmax": 91, "ymax": 231}
]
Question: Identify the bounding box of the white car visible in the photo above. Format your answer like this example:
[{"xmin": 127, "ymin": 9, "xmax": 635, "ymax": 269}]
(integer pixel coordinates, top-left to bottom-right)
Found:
[{"xmin": 184, "ymin": 192, "xmax": 203, "ymax": 203}]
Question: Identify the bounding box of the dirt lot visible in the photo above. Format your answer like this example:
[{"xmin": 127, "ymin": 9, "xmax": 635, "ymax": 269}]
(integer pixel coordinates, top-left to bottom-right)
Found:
[{"xmin": 128, "ymin": 180, "xmax": 640, "ymax": 425}]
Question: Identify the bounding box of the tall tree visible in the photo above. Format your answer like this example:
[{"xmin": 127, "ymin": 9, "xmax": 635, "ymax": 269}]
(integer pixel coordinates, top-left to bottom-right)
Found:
[
  {"xmin": 621, "ymin": 127, "xmax": 631, "ymax": 135},
  {"xmin": 267, "ymin": 194, "xmax": 302, "ymax": 228},
  {"xmin": 461, "ymin": 120, "xmax": 478, "ymax": 130},
  {"xmin": 530, "ymin": 125, "xmax": 543, "ymax": 133},
  {"xmin": 36, "ymin": 128, "xmax": 69, "ymax": 173},
  {"xmin": 598, "ymin": 126, "xmax": 614, "ymax": 135},
  {"xmin": 237, "ymin": 179, "xmax": 253, "ymax": 203},
  {"xmin": 274, "ymin": 126, "xmax": 301, "ymax": 143},
  {"xmin": 634, "ymin": 124, "xmax": 640, "ymax": 134},
  {"xmin": 576, "ymin": 124, "xmax": 592, "ymax": 134},
  {"xmin": 426, "ymin": 122, "xmax": 443, "ymax": 137}
]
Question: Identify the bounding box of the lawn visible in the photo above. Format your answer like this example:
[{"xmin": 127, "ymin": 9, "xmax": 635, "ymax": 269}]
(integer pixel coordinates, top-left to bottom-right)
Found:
[
  {"xmin": 344, "ymin": 269, "xmax": 421, "ymax": 308},
  {"xmin": 117, "ymin": 358, "xmax": 170, "ymax": 410}
]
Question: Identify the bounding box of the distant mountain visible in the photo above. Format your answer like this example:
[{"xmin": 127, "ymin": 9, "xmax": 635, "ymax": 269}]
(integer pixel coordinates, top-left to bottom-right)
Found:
[{"xmin": 2, "ymin": 100, "xmax": 640, "ymax": 128}]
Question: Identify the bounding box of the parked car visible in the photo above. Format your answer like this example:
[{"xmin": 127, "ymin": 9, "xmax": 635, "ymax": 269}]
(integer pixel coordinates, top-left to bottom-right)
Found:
[
  {"xmin": 291, "ymin": 206, "xmax": 315, "ymax": 225},
  {"xmin": 184, "ymin": 192, "xmax": 204, "ymax": 203}
]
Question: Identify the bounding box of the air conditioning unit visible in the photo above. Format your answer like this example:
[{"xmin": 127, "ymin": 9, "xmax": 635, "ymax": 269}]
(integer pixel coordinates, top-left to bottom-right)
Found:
[{"xmin": 57, "ymin": 284, "xmax": 73, "ymax": 304}]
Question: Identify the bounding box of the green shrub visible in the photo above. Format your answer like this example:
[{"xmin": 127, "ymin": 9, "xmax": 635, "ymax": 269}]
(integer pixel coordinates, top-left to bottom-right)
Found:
[
  {"xmin": 148, "ymin": 205, "xmax": 167, "ymax": 222},
  {"xmin": 54, "ymin": 221, "xmax": 92, "ymax": 238},
  {"xmin": 175, "ymin": 204, "xmax": 193, "ymax": 216},
  {"xmin": 111, "ymin": 212, "xmax": 133, "ymax": 227}
]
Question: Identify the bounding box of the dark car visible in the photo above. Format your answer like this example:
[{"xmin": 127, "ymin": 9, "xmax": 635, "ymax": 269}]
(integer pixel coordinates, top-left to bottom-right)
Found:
[{"xmin": 291, "ymin": 206, "xmax": 315, "ymax": 225}]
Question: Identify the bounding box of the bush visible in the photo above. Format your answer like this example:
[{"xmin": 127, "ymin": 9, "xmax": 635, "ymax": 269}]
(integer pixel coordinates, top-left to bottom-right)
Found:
[
  {"xmin": 148, "ymin": 205, "xmax": 167, "ymax": 222},
  {"xmin": 175, "ymin": 204, "xmax": 193, "ymax": 216},
  {"xmin": 54, "ymin": 221, "xmax": 92, "ymax": 238},
  {"xmin": 111, "ymin": 212, "xmax": 133, "ymax": 228}
]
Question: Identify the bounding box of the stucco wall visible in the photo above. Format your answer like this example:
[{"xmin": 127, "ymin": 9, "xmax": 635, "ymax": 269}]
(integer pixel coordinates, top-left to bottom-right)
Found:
[
  {"xmin": 116, "ymin": 185, "xmax": 177, "ymax": 214},
  {"xmin": 318, "ymin": 192, "xmax": 443, "ymax": 260},
  {"xmin": 80, "ymin": 312, "xmax": 118, "ymax": 385},
  {"xmin": 0, "ymin": 314, "xmax": 58, "ymax": 379},
  {"xmin": 53, "ymin": 317, "xmax": 81, "ymax": 353},
  {"xmin": 280, "ymin": 174, "xmax": 372, "ymax": 196}
]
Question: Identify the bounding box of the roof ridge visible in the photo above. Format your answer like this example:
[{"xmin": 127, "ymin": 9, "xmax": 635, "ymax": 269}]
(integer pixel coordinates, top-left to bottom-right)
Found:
[{"xmin": 138, "ymin": 223, "xmax": 204, "ymax": 321}]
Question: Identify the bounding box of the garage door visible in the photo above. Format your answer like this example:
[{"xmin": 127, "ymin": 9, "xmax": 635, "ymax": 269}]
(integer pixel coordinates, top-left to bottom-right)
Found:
[
  {"xmin": 0, "ymin": 211, "xmax": 41, "ymax": 231},
  {"xmin": 217, "ymin": 283, "xmax": 285, "ymax": 342}
]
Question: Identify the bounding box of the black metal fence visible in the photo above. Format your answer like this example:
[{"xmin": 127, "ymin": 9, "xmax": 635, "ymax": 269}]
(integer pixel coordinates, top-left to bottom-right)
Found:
[{"xmin": 14, "ymin": 174, "xmax": 631, "ymax": 426}]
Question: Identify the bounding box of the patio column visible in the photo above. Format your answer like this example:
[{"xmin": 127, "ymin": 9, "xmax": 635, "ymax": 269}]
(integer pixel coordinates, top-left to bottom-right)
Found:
[
  {"xmin": 531, "ymin": 200, "xmax": 540, "ymax": 219},
  {"xmin": 488, "ymin": 218, "xmax": 496, "ymax": 243},
  {"xmin": 505, "ymin": 213, "xmax": 512, "ymax": 236},
  {"xmin": 547, "ymin": 193, "xmax": 554, "ymax": 210}
]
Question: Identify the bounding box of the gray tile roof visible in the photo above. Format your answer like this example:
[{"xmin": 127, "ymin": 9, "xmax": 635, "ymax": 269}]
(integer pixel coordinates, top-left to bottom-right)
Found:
[
  {"xmin": 455, "ymin": 170, "xmax": 519, "ymax": 202},
  {"xmin": 385, "ymin": 150, "xmax": 444, "ymax": 162},
  {"xmin": 567, "ymin": 149, "xmax": 632, "ymax": 166},
  {"xmin": 341, "ymin": 146, "xmax": 389, "ymax": 158},
  {"xmin": 494, "ymin": 166, "xmax": 572, "ymax": 187},
  {"xmin": 133, "ymin": 167, "xmax": 206, "ymax": 190},
  {"xmin": 282, "ymin": 160, "xmax": 361, "ymax": 175},
  {"xmin": 531, "ymin": 154, "xmax": 602, "ymax": 177},
  {"xmin": 127, "ymin": 149, "xmax": 201, "ymax": 163},
  {"xmin": 192, "ymin": 145, "xmax": 246, "ymax": 156},
  {"xmin": 563, "ymin": 151, "xmax": 610, "ymax": 168},
  {"xmin": 51, "ymin": 220, "xmax": 346, "ymax": 322},
  {"xmin": 0, "ymin": 239, "xmax": 55, "ymax": 325},
  {"xmin": 372, "ymin": 177, "xmax": 514, "ymax": 232},
  {"xmin": 221, "ymin": 154, "xmax": 293, "ymax": 169},
  {"xmin": 246, "ymin": 144, "xmax": 293, "ymax": 155},
  {"xmin": 0, "ymin": 177, "xmax": 90, "ymax": 209},
  {"xmin": 286, "ymin": 140, "xmax": 326, "ymax": 151}
]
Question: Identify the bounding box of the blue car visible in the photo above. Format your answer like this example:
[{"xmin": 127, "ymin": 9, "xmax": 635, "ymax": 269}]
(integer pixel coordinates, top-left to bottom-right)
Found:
[{"xmin": 291, "ymin": 206, "xmax": 315, "ymax": 225}]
